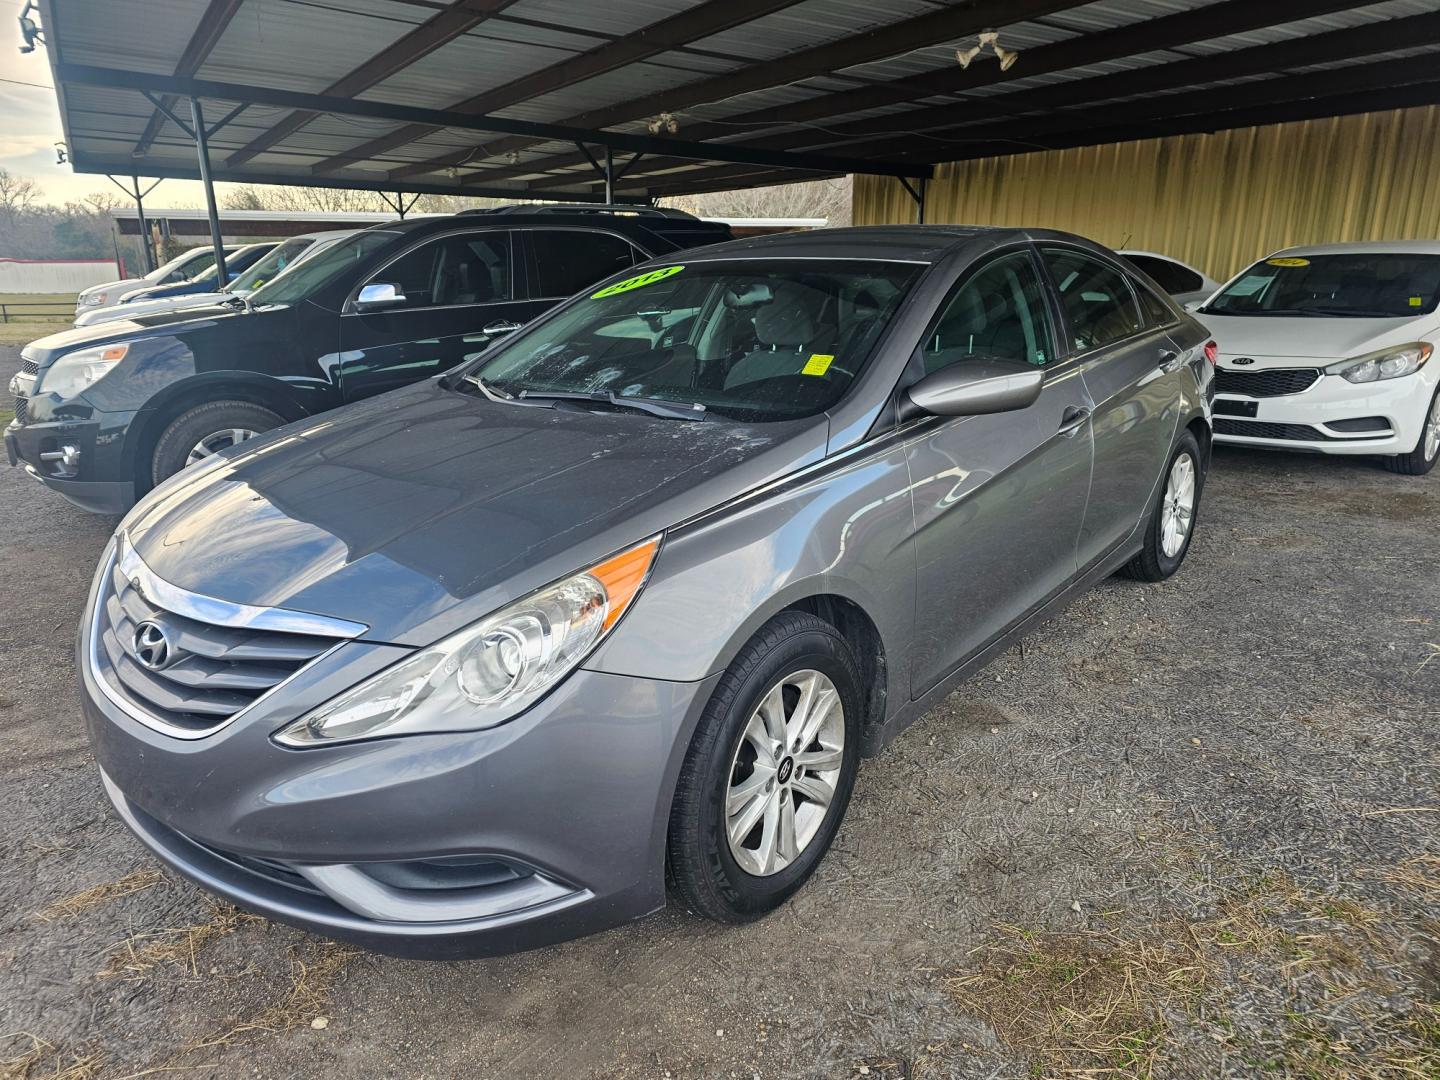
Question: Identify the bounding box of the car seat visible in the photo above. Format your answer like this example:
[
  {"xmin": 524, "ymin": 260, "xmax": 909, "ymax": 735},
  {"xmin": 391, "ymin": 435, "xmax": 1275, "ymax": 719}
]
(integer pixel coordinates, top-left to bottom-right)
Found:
[{"xmin": 723, "ymin": 282, "xmax": 834, "ymax": 389}]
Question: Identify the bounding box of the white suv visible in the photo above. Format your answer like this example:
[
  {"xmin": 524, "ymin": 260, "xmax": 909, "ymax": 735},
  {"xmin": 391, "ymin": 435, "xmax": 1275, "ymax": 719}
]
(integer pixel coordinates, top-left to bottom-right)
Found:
[{"xmin": 1197, "ymin": 241, "xmax": 1440, "ymax": 475}]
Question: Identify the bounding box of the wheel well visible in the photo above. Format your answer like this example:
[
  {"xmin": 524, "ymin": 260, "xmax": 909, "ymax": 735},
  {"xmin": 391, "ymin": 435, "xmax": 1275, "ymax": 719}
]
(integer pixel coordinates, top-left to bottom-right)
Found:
[
  {"xmin": 128, "ymin": 378, "xmax": 308, "ymax": 495},
  {"xmin": 1187, "ymin": 415, "xmax": 1212, "ymax": 472},
  {"xmin": 781, "ymin": 594, "xmax": 887, "ymax": 744}
]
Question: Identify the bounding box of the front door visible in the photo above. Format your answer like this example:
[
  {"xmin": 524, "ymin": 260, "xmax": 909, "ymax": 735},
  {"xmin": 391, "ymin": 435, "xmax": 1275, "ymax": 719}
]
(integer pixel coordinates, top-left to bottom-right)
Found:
[
  {"xmin": 1039, "ymin": 246, "xmax": 1180, "ymax": 567},
  {"xmin": 338, "ymin": 229, "xmax": 523, "ymax": 401},
  {"xmin": 905, "ymin": 249, "xmax": 1095, "ymax": 697}
]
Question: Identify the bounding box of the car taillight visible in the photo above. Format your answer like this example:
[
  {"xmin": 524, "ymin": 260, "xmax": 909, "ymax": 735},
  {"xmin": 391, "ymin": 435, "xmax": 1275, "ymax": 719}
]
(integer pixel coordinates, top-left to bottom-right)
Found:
[{"xmin": 1203, "ymin": 341, "xmax": 1218, "ymax": 366}]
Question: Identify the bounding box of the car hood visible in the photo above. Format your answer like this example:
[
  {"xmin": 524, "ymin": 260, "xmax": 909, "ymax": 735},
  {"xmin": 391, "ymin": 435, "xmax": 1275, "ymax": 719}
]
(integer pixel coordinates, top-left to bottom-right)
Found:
[
  {"xmin": 80, "ymin": 277, "xmax": 144, "ymax": 300},
  {"xmin": 121, "ymin": 379, "xmax": 823, "ymax": 646},
  {"xmin": 27, "ymin": 305, "xmax": 250, "ymax": 359},
  {"xmin": 74, "ymin": 293, "xmax": 233, "ymax": 327},
  {"xmin": 1197, "ymin": 312, "xmax": 1433, "ymax": 360}
]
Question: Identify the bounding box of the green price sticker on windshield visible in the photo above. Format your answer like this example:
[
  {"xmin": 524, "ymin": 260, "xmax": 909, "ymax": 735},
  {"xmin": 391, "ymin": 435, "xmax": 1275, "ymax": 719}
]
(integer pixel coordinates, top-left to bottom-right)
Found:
[{"xmin": 591, "ymin": 265, "xmax": 684, "ymax": 299}]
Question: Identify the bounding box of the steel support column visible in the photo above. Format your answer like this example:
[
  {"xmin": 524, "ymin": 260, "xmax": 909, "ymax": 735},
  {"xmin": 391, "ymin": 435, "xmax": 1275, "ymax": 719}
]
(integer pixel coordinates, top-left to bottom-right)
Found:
[
  {"xmin": 189, "ymin": 97, "xmax": 227, "ymax": 283},
  {"xmin": 900, "ymin": 176, "xmax": 927, "ymax": 224},
  {"xmin": 603, "ymin": 145, "xmax": 614, "ymax": 204}
]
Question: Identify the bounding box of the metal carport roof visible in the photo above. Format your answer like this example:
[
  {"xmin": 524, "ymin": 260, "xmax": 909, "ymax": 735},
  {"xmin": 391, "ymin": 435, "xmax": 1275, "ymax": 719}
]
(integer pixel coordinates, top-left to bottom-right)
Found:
[{"xmin": 33, "ymin": 0, "xmax": 1440, "ymax": 204}]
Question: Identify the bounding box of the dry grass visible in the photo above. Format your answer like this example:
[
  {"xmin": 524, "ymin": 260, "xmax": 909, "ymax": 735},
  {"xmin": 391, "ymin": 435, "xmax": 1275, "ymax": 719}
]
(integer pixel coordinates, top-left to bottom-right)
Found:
[
  {"xmin": 100, "ymin": 899, "xmax": 264, "ymax": 980},
  {"xmin": 944, "ymin": 873, "xmax": 1440, "ymax": 1079},
  {"xmin": 0, "ymin": 1034, "xmax": 100, "ymax": 1080},
  {"xmin": 35, "ymin": 870, "xmax": 163, "ymax": 921}
]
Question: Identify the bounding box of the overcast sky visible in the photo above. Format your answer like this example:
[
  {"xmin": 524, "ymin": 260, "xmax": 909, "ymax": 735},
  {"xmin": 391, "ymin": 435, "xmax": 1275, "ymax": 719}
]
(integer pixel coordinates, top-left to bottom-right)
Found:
[{"xmin": 1, "ymin": 28, "xmax": 231, "ymax": 209}]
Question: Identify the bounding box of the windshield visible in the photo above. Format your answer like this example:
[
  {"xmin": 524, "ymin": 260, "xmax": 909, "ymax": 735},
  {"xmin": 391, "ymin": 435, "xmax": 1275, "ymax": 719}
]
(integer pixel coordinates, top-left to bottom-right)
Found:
[
  {"xmin": 1205, "ymin": 253, "xmax": 1440, "ymax": 317},
  {"xmin": 232, "ymin": 238, "xmax": 314, "ymax": 293},
  {"xmin": 248, "ymin": 230, "xmax": 400, "ymax": 307},
  {"xmin": 147, "ymin": 247, "xmax": 217, "ymax": 282},
  {"xmin": 470, "ymin": 260, "xmax": 921, "ymax": 423}
]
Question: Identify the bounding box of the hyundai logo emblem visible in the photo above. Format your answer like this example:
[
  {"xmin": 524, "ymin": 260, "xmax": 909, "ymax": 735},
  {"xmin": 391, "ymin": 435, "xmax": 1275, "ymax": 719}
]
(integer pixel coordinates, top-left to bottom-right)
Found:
[
  {"xmin": 132, "ymin": 621, "xmax": 173, "ymax": 671},
  {"xmin": 1232, "ymin": 357, "xmax": 1255, "ymax": 366}
]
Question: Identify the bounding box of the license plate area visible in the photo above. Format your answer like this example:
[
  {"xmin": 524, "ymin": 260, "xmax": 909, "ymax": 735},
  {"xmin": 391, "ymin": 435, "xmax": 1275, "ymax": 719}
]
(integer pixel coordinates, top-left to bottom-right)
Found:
[{"xmin": 1215, "ymin": 398, "xmax": 1259, "ymax": 418}]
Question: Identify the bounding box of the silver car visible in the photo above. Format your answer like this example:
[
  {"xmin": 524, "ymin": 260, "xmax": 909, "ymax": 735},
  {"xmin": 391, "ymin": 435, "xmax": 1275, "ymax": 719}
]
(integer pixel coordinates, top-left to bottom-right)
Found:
[{"xmin": 79, "ymin": 226, "xmax": 1214, "ymax": 958}]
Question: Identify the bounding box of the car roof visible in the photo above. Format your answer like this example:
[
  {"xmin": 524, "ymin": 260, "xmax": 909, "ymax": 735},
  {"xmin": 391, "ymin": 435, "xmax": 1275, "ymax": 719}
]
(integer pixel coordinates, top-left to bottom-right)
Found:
[
  {"xmin": 671, "ymin": 224, "xmax": 1080, "ymax": 264},
  {"xmin": 1270, "ymin": 240, "xmax": 1440, "ymax": 257},
  {"xmin": 378, "ymin": 212, "xmax": 709, "ymax": 238}
]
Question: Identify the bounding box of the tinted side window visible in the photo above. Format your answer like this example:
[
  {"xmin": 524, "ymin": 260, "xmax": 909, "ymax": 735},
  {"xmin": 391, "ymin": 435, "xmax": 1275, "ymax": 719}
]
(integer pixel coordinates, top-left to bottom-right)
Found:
[
  {"xmin": 1122, "ymin": 254, "xmax": 1204, "ymax": 295},
  {"xmin": 1135, "ymin": 283, "xmax": 1175, "ymax": 327},
  {"xmin": 1042, "ymin": 248, "xmax": 1143, "ymax": 351},
  {"xmin": 531, "ymin": 231, "xmax": 638, "ymax": 298},
  {"xmin": 364, "ymin": 232, "xmax": 512, "ymax": 310},
  {"xmin": 922, "ymin": 251, "xmax": 1054, "ymax": 375}
]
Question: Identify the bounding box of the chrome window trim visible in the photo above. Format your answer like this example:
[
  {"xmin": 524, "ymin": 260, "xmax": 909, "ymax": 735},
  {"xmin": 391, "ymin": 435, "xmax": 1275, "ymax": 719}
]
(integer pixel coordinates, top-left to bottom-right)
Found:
[{"xmin": 90, "ymin": 541, "xmax": 359, "ymax": 741}]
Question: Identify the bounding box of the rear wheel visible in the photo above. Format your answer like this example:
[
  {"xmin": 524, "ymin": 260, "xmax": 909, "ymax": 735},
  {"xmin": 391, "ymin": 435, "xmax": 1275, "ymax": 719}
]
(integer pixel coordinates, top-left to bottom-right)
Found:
[
  {"xmin": 150, "ymin": 400, "xmax": 282, "ymax": 487},
  {"xmin": 1120, "ymin": 430, "xmax": 1204, "ymax": 582},
  {"xmin": 1383, "ymin": 386, "xmax": 1440, "ymax": 476},
  {"xmin": 667, "ymin": 612, "xmax": 861, "ymax": 923}
]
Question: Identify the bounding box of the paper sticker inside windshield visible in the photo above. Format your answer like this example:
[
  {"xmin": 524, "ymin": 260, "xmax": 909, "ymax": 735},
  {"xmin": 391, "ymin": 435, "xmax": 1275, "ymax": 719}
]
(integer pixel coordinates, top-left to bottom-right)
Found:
[
  {"xmin": 1266, "ymin": 257, "xmax": 1310, "ymax": 267},
  {"xmin": 591, "ymin": 265, "xmax": 684, "ymax": 299},
  {"xmin": 1411, "ymin": 296, "xmax": 1424, "ymax": 307},
  {"xmin": 802, "ymin": 354, "xmax": 834, "ymax": 376}
]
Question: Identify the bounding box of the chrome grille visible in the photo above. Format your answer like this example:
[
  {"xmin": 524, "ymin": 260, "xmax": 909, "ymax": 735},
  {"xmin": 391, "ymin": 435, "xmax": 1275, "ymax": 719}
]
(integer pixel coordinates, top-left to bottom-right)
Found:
[
  {"xmin": 11, "ymin": 396, "xmax": 25, "ymax": 424},
  {"xmin": 19, "ymin": 357, "xmax": 38, "ymax": 375},
  {"xmin": 89, "ymin": 540, "xmax": 365, "ymax": 738},
  {"xmin": 1216, "ymin": 367, "xmax": 1321, "ymax": 397}
]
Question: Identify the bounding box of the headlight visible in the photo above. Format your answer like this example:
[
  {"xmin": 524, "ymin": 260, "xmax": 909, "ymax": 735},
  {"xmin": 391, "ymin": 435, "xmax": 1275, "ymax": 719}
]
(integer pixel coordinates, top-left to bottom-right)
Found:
[
  {"xmin": 1326, "ymin": 342, "xmax": 1432, "ymax": 384},
  {"xmin": 275, "ymin": 537, "xmax": 661, "ymax": 747},
  {"xmin": 83, "ymin": 292, "xmax": 106, "ymax": 306},
  {"xmin": 35, "ymin": 344, "xmax": 129, "ymax": 398}
]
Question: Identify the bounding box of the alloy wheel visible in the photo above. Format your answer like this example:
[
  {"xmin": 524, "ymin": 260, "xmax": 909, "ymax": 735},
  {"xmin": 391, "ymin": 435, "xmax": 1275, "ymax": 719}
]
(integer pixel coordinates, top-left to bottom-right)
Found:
[
  {"xmin": 186, "ymin": 428, "xmax": 259, "ymax": 467},
  {"xmin": 725, "ymin": 669, "xmax": 845, "ymax": 877},
  {"xmin": 1160, "ymin": 452, "xmax": 1196, "ymax": 558}
]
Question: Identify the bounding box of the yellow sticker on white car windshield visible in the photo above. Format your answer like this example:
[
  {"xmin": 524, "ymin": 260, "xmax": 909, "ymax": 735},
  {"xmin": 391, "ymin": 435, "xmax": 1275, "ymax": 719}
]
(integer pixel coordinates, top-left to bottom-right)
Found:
[
  {"xmin": 1266, "ymin": 257, "xmax": 1310, "ymax": 267},
  {"xmin": 1411, "ymin": 296, "xmax": 1424, "ymax": 307},
  {"xmin": 802, "ymin": 354, "xmax": 834, "ymax": 376},
  {"xmin": 591, "ymin": 265, "xmax": 684, "ymax": 299}
]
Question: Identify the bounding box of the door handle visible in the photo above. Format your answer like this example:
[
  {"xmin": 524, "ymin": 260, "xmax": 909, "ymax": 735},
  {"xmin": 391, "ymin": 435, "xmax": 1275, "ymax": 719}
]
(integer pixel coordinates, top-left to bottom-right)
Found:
[
  {"xmin": 1158, "ymin": 349, "xmax": 1184, "ymax": 373},
  {"xmin": 482, "ymin": 320, "xmax": 523, "ymax": 337},
  {"xmin": 1058, "ymin": 405, "xmax": 1091, "ymax": 436}
]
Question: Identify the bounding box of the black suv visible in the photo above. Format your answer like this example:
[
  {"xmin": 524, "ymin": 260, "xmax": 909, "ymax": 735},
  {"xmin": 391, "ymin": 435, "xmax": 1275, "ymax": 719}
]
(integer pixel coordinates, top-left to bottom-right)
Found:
[{"xmin": 5, "ymin": 207, "xmax": 732, "ymax": 513}]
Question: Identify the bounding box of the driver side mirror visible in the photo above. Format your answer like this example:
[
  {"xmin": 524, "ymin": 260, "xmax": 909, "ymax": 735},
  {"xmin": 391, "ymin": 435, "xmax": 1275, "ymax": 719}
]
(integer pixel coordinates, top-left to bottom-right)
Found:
[
  {"xmin": 353, "ymin": 282, "xmax": 407, "ymax": 312},
  {"xmin": 1183, "ymin": 300, "xmax": 1203, "ymax": 312},
  {"xmin": 903, "ymin": 359, "xmax": 1044, "ymax": 419}
]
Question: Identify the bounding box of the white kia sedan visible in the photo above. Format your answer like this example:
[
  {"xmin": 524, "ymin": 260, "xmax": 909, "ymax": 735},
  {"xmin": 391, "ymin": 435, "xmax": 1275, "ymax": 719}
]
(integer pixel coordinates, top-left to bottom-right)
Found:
[{"xmin": 1197, "ymin": 242, "xmax": 1440, "ymax": 475}]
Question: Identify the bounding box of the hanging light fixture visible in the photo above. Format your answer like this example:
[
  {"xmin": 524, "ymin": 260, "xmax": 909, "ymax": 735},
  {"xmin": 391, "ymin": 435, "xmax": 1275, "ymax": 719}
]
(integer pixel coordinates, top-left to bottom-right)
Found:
[{"xmin": 956, "ymin": 30, "xmax": 1020, "ymax": 71}]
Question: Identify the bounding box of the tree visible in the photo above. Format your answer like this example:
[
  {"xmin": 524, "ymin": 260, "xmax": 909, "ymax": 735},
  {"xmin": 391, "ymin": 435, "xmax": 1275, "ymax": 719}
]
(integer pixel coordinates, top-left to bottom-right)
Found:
[
  {"xmin": 663, "ymin": 178, "xmax": 851, "ymax": 226},
  {"xmin": 0, "ymin": 168, "xmax": 41, "ymax": 224}
]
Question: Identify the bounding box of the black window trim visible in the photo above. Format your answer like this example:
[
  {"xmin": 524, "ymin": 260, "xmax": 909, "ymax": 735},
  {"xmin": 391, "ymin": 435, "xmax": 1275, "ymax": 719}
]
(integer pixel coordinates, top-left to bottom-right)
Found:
[
  {"xmin": 521, "ymin": 225, "xmax": 653, "ymax": 303},
  {"xmin": 342, "ymin": 226, "xmax": 517, "ymax": 316},
  {"xmin": 1036, "ymin": 241, "xmax": 1179, "ymax": 363}
]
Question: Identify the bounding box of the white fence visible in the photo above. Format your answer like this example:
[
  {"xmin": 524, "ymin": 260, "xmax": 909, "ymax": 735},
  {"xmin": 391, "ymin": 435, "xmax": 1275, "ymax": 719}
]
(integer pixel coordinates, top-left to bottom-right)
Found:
[{"xmin": 0, "ymin": 258, "xmax": 124, "ymax": 294}]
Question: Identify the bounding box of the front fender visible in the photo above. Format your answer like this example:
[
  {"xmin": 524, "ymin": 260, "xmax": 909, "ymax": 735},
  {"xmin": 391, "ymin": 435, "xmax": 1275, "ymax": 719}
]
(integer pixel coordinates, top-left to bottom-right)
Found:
[{"xmin": 585, "ymin": 435, "xmax": 917, "ymax": 698}]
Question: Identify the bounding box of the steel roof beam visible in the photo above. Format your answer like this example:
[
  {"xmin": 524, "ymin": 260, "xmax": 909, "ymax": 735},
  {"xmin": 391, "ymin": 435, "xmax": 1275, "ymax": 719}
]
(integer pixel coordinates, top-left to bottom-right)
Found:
[
  {"xmin": 596, "ymin": 8, "xmax": 1440, "ymax": 187},
  {"xmin": 226, "ymin": 0, "xmax": 520, "ymax": 167},
  {"xmin": 133, "ymin": 0, "xmax": 245, "ymax": 158},
  {"xmin": 463, "ymin": 0, "xmax": 1370, "ymax": 189},
  {"xmin": 383, "ymin": 0, "xmax": 1089, "ymax": 183},
  {"xmin": 53, "ymin": 64, "xmax": 931, "ymax": 179},
  {"xmin": 308, "ymin": 0, "xmax": 804, "ymax": 175}
]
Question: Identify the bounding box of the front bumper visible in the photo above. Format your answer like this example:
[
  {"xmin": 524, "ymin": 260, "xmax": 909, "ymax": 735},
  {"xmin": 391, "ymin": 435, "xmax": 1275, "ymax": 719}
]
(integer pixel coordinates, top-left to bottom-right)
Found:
[
  {"xmin": 1213, "ymin": 369, "xmax": 1433, "ymax": 455},
  {"xmin": 79, "ymin": 560, "xmax": 719, "ymax": 957}
]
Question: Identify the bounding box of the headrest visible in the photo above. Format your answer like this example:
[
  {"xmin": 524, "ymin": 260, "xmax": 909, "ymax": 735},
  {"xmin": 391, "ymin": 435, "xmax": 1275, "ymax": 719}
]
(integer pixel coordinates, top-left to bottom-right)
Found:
[{"xmin": 755, "ymin": 282, "xmax": 823, "ymax": 347}]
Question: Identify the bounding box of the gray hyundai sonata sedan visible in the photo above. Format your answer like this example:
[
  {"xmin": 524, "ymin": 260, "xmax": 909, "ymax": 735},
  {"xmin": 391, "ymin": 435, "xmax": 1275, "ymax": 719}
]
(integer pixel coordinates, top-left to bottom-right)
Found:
[{"xmin": 80, "ymin": 226, "xmax": 1214, "ymax": 958}]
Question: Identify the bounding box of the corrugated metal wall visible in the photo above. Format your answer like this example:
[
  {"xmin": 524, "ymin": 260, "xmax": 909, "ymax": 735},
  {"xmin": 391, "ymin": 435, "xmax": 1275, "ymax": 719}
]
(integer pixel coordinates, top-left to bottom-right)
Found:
[{"xmin": 854, "ymin": 106, "xmax": 1440, "ymax": 281}]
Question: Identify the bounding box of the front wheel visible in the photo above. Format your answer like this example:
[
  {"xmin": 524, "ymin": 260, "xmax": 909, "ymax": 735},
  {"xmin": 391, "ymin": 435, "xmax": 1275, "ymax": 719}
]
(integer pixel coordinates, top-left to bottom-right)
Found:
[
  {"xmin": 1120, "ymin": 429, "xmax": 1204, "ymax": 582},
  {"xmin": 666, "ymin": 612, "xmax": 861, "ymax": 924},
  {"xmin": 149, "ymin": 400, "xmax": 283, "ymax": 488},
  {"xmin": 1383, "ymin": 386, "xmax": 1440, "ymax": 476}
]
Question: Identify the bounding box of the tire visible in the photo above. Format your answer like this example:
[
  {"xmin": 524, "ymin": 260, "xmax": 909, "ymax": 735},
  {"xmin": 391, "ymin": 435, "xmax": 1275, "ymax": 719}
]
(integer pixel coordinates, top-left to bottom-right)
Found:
[
  {"xmin": 149, "ymin": 400, "xmax": 283, "ymax": 487},
  {"xmin": 1120, "ymin": 429, "xmax": 1204, "ymax": 582},
  {"xmin": 667, "ymin": 611, "xmax": 862, "ymax": 924},
  {"xmin": 1382, "ymin": 385, "xmax": 1440, "ymax": 476}
]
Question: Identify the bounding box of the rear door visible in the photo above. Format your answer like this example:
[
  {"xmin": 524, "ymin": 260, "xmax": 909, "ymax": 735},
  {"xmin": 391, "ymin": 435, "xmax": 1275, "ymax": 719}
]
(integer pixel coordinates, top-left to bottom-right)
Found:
[
  {"xmin": 904, "ymin": 247, "xmax": 1095, "ymax": 696},
  {"xmin": 1040, "ymin": 245, "xmax": 1180, "ymax": 569},
  {"xmin": 337, "ymin": 228, "xmax": 522, "ymax": 401}
]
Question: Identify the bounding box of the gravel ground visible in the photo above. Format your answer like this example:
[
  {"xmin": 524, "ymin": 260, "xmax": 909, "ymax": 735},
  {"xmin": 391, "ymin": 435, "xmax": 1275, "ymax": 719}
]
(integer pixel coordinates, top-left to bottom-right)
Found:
[{"xmin": 1, "ymin": 342, "xmax": 1436, "ymax": 1079}]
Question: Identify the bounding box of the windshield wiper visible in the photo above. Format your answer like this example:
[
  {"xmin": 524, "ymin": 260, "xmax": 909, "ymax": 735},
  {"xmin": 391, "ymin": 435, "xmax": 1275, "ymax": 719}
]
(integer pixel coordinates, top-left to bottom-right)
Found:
[{"xmin": 517, "ymin": 389, "xmax": 707, "ymax": 421}]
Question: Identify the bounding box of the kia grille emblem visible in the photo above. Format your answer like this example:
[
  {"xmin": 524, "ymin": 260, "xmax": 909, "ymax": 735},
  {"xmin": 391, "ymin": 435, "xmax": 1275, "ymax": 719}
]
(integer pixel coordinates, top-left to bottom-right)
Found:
[
  {"xmin": 1233, "ymin": 357, "xmax": 1255, "ymax": 365},
  {"xmin": 133, "ymin": 621, "xmax": 173, "ymax": 671}
]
